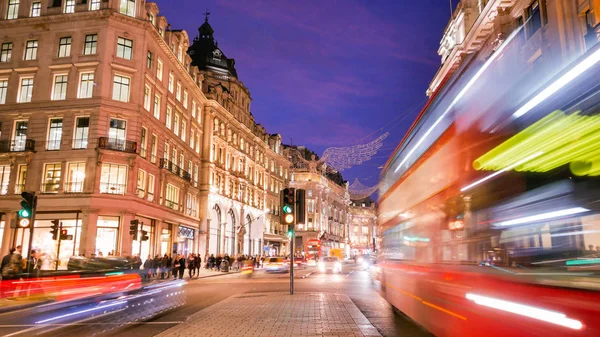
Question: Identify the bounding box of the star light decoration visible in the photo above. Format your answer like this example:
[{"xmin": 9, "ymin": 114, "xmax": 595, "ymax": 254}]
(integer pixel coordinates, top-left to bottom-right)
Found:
[
  {"xmin": 348, "ymin": 178, "xmax": 379, "ymax": 200},
  {"xmin": 288, "ymin": 132, "xmax": 389, "ymax": 173}
]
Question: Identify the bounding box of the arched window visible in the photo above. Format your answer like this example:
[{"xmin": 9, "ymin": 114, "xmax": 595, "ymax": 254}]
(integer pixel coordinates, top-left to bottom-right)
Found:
[{"xmin": 214, "ymin": 205, "xmax": 221, "ymax": 224}]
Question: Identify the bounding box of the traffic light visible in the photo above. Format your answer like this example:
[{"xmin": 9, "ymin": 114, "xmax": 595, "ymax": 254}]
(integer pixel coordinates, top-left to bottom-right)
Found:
[
  {"xmin": 19, "ymin": 191, "xmax": 36, "ymax": 220},
  {"xmin": 50, "ymin": 219, "xmax": 60, "ymax": 240},
  {"xmin": 287, "ymin": 225, "xmax": 293, "ymax": 238},
  {"xmin": 130, "ymin": 219, "xmax": 139, "ymax": 240},
  {"xmin": 280, "ymin": 188, "xmax": 295, "ymax": 224},
  {"xmin": 60, "ymin": 229, "xmax": 67, "ymax": 240},
  {"xmin": 295, "ymin": 189, "xmax": 305, "ymax": 225},
  {"xmin": 141, "ymin": 230, "xmax": 149, "ymax": 241}
]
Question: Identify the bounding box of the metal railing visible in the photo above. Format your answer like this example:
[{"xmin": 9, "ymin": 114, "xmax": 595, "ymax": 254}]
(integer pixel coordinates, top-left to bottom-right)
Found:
[
  {"xmin": 72, "ymin": 138, "xmax": 88, "ymax": 150},
  {"xmin": 99, "ymin": 183, "xmax": 126, "ymax": 195},
  {"xmin": 165, "ymin": 200, "xmax": 178, "ymax": 210},
  {"xmin": 0, "ymin": 139, "xmax": 35, "ymax": 153},
  {"xmin": 64, "ymin": 182, "xmax": 84, "ymax": 193},
  {"xmin": 159, "ymin": 158, "xmax": 192, "ymax": 182},
  {"xmin": 41, "ymin": 183, "xmax": 60, "ymax": 194},
  {"xmin": 98, "ymin": 137, "xmax": 137, "ymax": 154}
]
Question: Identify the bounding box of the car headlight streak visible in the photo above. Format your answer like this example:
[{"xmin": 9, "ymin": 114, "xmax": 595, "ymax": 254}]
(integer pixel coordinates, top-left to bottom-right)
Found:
[
  {"xmin": 494, "ymin": 207, "xmax": 589, "ymax": 227},
  {"xmin": 466, "ymin": 293, "xmax": 583, "ymax": 330}
]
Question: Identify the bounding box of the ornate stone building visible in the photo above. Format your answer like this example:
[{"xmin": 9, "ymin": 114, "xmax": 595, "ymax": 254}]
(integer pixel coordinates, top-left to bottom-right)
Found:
[
  {"xmin": 284, "ymin": 145, "xmax": 350, "ymax": 257},
  {"xmin": 0, "ymin": 0, "xmax": 290, "ymax": 266},
  {"xmin": 348, "ymin": 198, "xmax": 377, "ymax": 255},
  {"xmin": 187, "ymin": 16, "xmax": 291, "ymax": 257}
]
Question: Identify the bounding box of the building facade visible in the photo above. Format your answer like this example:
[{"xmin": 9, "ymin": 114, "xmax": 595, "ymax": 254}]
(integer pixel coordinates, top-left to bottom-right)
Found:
[
  {"xmin": 348, "ymin": 198, "xmax": 377, "ymax": 255},
  {"xmin": 0, "ymin": 0, "xmax": 290, "ymax": 268},
  {"xmin": 285, "ymin": 146, "xmax": 351, "ymax": 258}
]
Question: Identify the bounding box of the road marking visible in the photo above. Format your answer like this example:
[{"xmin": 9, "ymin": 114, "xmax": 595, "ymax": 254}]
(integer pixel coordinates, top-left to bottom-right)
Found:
[
  {"xmin": 346, "ymin": 270, "xmax": 354, "ymax": 277},
  {"xmin": 0, "ymin": 321, "xmax": 185, "ymax": 328},
  {"xmin": 303, "ymin": 272, "xmax": 314, "ymax": 278}
]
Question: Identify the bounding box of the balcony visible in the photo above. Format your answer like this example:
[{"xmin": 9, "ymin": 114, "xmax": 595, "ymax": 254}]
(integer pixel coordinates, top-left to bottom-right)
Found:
[
  {"xmin": 98, "ymin": 137, "xmax": 137, "ymax": 154},
  {"xmin": 159, "ymin": 158, "xmax": 192, "ymax": 182},
  {"xmin": 0, "ymin": 139, "xmax": 35, "ymax": 153}
]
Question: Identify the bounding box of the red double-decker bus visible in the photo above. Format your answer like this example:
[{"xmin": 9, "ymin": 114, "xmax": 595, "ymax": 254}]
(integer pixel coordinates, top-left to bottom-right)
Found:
[{"xmin": 305, "ymin": 239, "xmax": 321, "ymax": 262}]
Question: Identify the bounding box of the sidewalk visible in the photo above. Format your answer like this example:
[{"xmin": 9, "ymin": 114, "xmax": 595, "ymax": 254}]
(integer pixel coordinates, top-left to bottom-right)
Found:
[{"xmin": 157, "ymin": 292, "xmax": 382, "ymax": 337}]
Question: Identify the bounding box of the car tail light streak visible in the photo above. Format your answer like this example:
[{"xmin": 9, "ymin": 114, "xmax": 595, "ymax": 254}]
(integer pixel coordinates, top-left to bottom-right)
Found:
[{"xmin": 465, "ymin": 293, "xmax": 583, "ymax": 330}]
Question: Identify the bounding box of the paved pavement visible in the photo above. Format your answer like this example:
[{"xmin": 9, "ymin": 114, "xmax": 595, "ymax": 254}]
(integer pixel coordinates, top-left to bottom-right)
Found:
[{"xmin": 156, "ymin": 292, "xmax": 382, "ymax": 337}]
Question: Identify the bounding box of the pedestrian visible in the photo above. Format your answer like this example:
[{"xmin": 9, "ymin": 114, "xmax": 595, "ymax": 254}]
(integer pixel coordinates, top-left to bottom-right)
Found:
[
  {"xmin": 143, "ymin": 255, "xmax": 153, "ymax": 280},
  {"xmin": 2, "ymin": 247, "xmax": 22, "ymax": 280},
  {"xmin": 1, "ymin": 247, "xmax": 15, "ymax": 277},
  {"xmin": 173, "ymin": 254, "xmax": 180, "ymax": 279},
  {"xmin": 209, "ymin": 254, "xmax": 216, "ymax": 270},
  {"xmin": 187, "ymin": 254, "xmax": 195, "ymax": 278},
  {"xmin": 215, "ymin": 255, "xmax": 222, "ymax": 271},
  {"xmin": 178, "ymin": 255, "xmax": 186, "ymax": 279},
  {"xmin": 152, "ymin": 255, "xmax": 160, "ymax": 277},
  {"xmin": 195, "ymin": 254, "xmax": 201, "ymax": 275}
]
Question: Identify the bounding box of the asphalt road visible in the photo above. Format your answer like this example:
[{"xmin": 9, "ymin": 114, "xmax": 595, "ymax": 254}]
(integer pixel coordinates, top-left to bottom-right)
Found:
[{"xmin": 116, "ymin": 264, "xmax": 432, "ymax": 337}]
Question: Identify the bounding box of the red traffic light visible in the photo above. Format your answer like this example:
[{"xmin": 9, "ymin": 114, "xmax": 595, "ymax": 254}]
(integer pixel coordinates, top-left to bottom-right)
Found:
[{"xmin": 61, "ymin": 229, "xmax": 67, "ymax": 235}]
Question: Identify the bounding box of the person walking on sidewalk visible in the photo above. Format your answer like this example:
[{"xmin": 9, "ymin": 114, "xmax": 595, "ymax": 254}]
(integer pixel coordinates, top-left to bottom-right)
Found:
[
  {"xmin": 195, "ymin": 254, "xmax": 201, "ymax": 275},
  {"xmin": 187, "ymin": 254, "xmax": 195, "ymax": 278},
  {"xmin": 178, "ymin": 255, "xmax": 186, "ymax": 279},
  {"xmin": 209, "ymin": 254, "xmax": 215, "ymax": 270},
  {"xmin": 172, "ymin": 254, "xmax": 180, "ymax": 279}
]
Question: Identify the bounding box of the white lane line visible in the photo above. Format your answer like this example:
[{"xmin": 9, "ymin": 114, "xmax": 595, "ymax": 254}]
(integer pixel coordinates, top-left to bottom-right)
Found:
[{"xmin": 346, "ymin": 270, "xmax": 354, "ymax": 277}]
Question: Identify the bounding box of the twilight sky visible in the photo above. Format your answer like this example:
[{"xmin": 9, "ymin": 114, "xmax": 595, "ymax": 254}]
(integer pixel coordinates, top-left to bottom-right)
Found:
[{"xmin": 154, "ymin": 0, "xmax": 454, "ymax": 189}]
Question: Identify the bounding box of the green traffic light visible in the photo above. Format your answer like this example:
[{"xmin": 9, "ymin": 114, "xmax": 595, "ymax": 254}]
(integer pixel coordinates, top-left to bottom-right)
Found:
[
  {"xmin": 283, "ymin": 205, "xmax": 292, "ymax": 214},
  {"xmin": 19, "ymin": 209, "xmax": 30, "ymax": 218}
]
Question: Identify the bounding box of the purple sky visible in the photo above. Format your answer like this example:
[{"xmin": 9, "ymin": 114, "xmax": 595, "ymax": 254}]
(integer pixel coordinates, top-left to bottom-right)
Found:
[{"xmin": 154, "ymin": 0, "xmax": 453, "ymax": 188}]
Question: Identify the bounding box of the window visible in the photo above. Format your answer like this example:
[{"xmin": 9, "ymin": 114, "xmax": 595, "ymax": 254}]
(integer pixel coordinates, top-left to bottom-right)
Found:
[
  {"xmin": 30, "ymin": 2, "xmax": 41, "ymax": 17},
  {"xmin": 84, "ymin": 34, "xmax": 97, "ymax": 55},
  {"xmin": 100, "ymin": 163, "xmax": 127, "ymax": 194},
  {"xmin": 58, "ymin": 37, "xmax": 71, "ymax": 57},
  {"xmin": 136, "ymin": 169, "xmax": 146, "ymax": 198},
  {"xmin": 193, "ymin": 164, "xmax": 198, "ymax": 187},
  {"xmin": 177, "ymin": 45, "xmax": 183, "ymax": 62},
  {"xmin": 140, "ymin": 127, "xmax": 147, "ymax": 158},
  {"xmin": 78, "ymin": 72, "xmax": 94, "ymax": 98},
  {"xmin": 24, "ymin": 40, "xmax": 38, "ymax": 60},
  {"xmin": 116, "ymin": 37, "xmax": 133, "ymax": 60},
  {"xmin": 153, "ymin": 94, "xmax": 161, "ymax": 119},
  {"xmin": 7, "ymin": 0, "xmax": 19, "ymax": 20},
  {"xmin": 176, "ymin": 82, "xmax": 181, "ymax": 100},
  {"xmin": 15, "ymin": 165, "xmax": 26, "ymax": 195},
  {"xmin": 90, "ymin": 0, "xmax": 101, "ymax": 10},
  {"xmin": 0, "ymin": 80, "xmax": 7, "ymax": 104},
  {"xmin": 47, "ymin": 118, "xmax": 63, "ymax": 150},
  {"xmin": 66, "ymin": 162, "xmax": 85, "ymax": 193},
  {"xmin": 165, "ymin": 106, "xmax": 172, "ymax": 129},
  {"xmin": 119, "ymin": 0, "xmax": 135, "ymax": 17},
  {"xmin": 168, "ymin": 73, "xmax": 174, "ymax": 92},
  {"xmin": 0, "ymin": 166, "xmax": 10, "ymax": 195},
  {"xmin": 109, "ymin": 118, "xmax": 126, "ymax": 141},
  {"xmin": 195, "ymin": 133, "xmax": 200, "ymax": 153},
  {"xmin": 150, "ymin": 134, "xmax": 157, "ymax": 163},
  {"xmin": 42, "ymin": 163, "xmax": 61, "ymax": 193},
  {"xmin": 186, "ymin": 193, "xmax": 193, "ymax": 215},
  {"xmin": 64, "ymin": 0, "xmax": 75, "ymax": 13},
  {"xmin": 12, "ymin": 120, "xmax": 27, "ymax": 151},
  {"xmin": 147, "ymin": 174, "xmax": 155, "ymax": 201},
  {"xmin": 73, "ymin": 116, "xmax": 89, "ymax": 149},
  {"xmin": 148, "ymin": 13, "xmax": 154, "ymax": 24},
  {"xmin": 112, "ymin": 75, "xmax": 130, "ymax": 102},
  {"xmin": 183, "ymin": 90, "xmax": 188, "ymax": 108},
  {"xmin": 143, "ymin": 84, "xmax": 151, "ymax": 110},
  {"xmin": 174, "ymin": 114, "xmax": 180, "ymax": 136},
  {"xmin": 164, "ymin": 142, "xmax": 169, "ymax": 160},
  {"xmin": 165, "ymin": 184, "xmax": 179, "ymax": 210},
  {"xmin": 308, "ymin": 200, "xmax": 315, "ymax": 213},
  {"xmin": 527, "ymin": 0, "xmax": 543, "ymax": 38},
  {"xmin": 191, "ymin": 100, "xmax": 196, "ymax": 118},
  {"xmin": 146, "ymin": 50, "xmax": 152, "ymax": 69},
  {"xmin": 52, "ymin": 74, "xmax": 68, "ymax": 100},
  {"xmin": 157, "ymin": 58, "xmax": 163, "ymax": 81},
  {"xmin": 190, "ymin": 129, "xmax": 195, "ymax": 149},
  {"xmin": 0, "ymin": 42, "xmax": 12, "ymax": 62},
  {"xmin": 18, "ymin": 77, "xmax": 34, "ymax": 103},
  {"xmin": 181, "ymin": 120, "xmax": 186, "ymax": 141}
]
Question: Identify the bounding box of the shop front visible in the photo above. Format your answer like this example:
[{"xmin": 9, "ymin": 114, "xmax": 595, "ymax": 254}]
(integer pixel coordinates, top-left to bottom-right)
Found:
[
  {"xmin": 176, "ymin": 225, "xmax": 195, "ymax": 257},
  {"xmin": 12, "ymin": 212, "xmax": 82, "ymax": 270},
  {"xmin": 131, "ymin": 217, "xmax": 156, "ymax": 260},
  {"xmin": 95, "ymin": 216, "xmax": 120, "ymax": 257}
]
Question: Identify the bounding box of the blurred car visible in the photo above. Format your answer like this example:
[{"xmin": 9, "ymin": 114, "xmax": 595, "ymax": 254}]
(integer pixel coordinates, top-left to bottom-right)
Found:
[
  {"xmin": 292, "ymin": 257, "xmax": 307, "ymax": 269},
  {"xmin": 318, "ymin": 256, "xmax": 342, "ymax": 273},
  {"xmin": 264, "ymin": 257, "xmax": 290, "ymax": 273}
]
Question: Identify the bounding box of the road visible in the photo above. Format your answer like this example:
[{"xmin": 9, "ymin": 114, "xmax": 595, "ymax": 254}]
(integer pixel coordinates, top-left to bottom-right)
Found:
[{"xmin": 118, "ymin": 264, "xmax": 431, "ymax": 337}]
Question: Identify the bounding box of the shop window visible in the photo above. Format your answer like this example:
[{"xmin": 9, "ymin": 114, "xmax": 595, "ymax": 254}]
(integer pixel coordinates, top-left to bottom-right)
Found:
[{"xmin": 96, "ymin": 216, "xmax": 119, "ymax": 257}]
